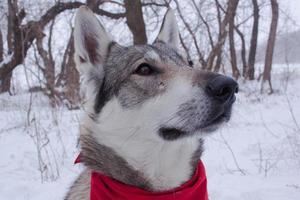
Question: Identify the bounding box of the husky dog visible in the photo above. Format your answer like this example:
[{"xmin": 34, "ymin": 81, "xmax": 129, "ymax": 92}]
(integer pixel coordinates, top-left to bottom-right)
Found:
[{"xmin": 65, "ymin": 6, "xmax": 238, "ymax": 200}]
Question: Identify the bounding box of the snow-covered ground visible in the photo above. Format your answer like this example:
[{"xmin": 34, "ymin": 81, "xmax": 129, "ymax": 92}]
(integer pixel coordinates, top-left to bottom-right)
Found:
[{"xmin": 0, "ymin": 65, "xmax": 299, "ymax": 200}]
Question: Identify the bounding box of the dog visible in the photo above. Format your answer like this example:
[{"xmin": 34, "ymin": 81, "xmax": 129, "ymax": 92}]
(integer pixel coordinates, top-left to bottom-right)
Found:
[{"xmin": 65, "ymin": 6, "xmax": 238, "ymax": 200}]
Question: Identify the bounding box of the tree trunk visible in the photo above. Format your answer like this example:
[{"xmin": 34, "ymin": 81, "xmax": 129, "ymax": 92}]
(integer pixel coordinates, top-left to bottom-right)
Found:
[
  {"xmin": 211, "ymin": 0, "xmax": 223, "ymax": 72},
  {"xmin": 124, "ymin": 0, "xmax": 147, "ymax": 45},
  {"xmin": 0, "ymin": 29, "xmax": 3, "ymax": 62},
  {"xmin": 228, "ymin": 0, "xmax": 240, "ymax": 79},
  {"xmin": 0, "ymin": 0, "xmax": 19, "ymax": 94},
  {"xmin": 213, "ymin": 51, "xmax": 223, "ymax": 72},
  {"xmin": 7, "ymin": 0, "xmax": 14, "ymax": 54},
  {"xmin": 235, "ymin": 27, "xmax": 247, "ymax": 77},
  {"xmin": 65, "ymin": 33, "xmax": 80, "ymax": 109},
  {"xmin": 0, "ymin": 27, "xmax": 12, "ymax": 94},
  {"xmin": 262, "ymin": 0, "xmax": 278, "ymax": 93},
  {"xmin": 247, "ymin": 0, "xmax": 259, "ymax": 80}
]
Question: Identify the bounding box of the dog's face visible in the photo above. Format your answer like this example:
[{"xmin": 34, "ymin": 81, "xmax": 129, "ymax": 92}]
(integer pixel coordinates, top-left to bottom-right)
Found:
[{"xmin": 74, "ymin": 7, "xmax": 238, "ymax": 142}]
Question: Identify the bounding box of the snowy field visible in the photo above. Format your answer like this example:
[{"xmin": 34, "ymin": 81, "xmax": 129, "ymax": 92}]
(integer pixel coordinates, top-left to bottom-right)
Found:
[{"xmin": 0, "ymin": 65, "xmax": 300, "ymax": 200}]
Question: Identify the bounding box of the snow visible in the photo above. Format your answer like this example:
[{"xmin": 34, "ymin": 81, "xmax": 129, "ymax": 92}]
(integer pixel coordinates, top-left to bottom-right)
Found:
[{"xmin": 0, "ymin": 65, "xmax": 300, "ymax": 199}]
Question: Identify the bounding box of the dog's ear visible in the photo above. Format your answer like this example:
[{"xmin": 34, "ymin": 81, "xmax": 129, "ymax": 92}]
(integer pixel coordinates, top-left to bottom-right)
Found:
[
  {"xmin": 74, "ymin": 6, "xmax": 113, "ymax": 73},
  {"xmin": 154, "ymin": 9, "xmax": 180, "ymax": 50},
  {"xmin": 74, "ymin": 6, "xmax": 116, "ymax": 103}
]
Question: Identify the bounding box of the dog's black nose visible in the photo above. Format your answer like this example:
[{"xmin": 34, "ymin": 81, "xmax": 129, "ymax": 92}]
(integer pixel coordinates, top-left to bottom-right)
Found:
[{"xmin": 205, "ymin": 75, "xmax": 238, "ymax": 104}]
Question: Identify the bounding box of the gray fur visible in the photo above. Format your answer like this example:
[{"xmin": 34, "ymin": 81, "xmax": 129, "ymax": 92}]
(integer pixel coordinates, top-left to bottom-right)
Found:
[
  {"xmin": 65, "ymin": 169, "xmax": 90, "ymax": 200},
  {"xmin": 79, "ymin": 132, "xmax": 152, "ymax": 190}
]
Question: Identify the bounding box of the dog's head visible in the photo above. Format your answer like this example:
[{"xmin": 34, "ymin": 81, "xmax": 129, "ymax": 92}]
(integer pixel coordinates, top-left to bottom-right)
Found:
[{"xmin": 74, "ymin": 6, "xmax": 238, "ymax": 141}]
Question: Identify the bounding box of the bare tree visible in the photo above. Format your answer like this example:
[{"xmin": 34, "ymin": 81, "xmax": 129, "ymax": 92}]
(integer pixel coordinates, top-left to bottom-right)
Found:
[
  {"xmin": 0, "ymin": 0, "xmax": 23, "ymax": 94},
  {"xmin": 247, "ymin": 0, "xmax": 259, "ymax": 80},
  {"xmin": 228, "ymin": 0, "xmax": 240, "ymax": 79},
  {"xmin": 0, "ymin": 1, "xmax": 84, "ymax": 94},
  {"xmin": 262, "ymin": 0, "xmax": 279, "ymax": 93},
  {"xmin": 175, "ymin": 0, "xmax": 206, "ymax": 67},
  {"xmin": 235, "ymin": 27, "xmax": 247, "ymax": 77},
  {"xmin": 0, "ymin": 0, "xmax": 128, "ymax": 94}
]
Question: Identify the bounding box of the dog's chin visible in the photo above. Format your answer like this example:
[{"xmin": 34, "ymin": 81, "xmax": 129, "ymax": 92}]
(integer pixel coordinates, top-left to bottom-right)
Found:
[
  {"xmin": 159, "ymin": 107, "xmax": 232, "ymax": 140},
  {"xmin": 199, "ymin": 110, "xmax": 231, "ymax": 133}
]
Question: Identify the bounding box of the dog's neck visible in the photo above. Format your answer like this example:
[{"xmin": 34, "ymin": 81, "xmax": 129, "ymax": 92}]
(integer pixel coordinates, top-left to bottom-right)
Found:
[{"xmin": 80, "ymin": 124, "xmax": 203, "ymax": 191}]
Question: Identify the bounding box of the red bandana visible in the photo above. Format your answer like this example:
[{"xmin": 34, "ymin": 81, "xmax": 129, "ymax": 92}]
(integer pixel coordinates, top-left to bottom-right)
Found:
[
  {"xmin": 75, "ymin": 155, "xmax": 208, "ymax": 200},
  {"xmin": 90, "ymin": 161, "xmax": 208, "ymax": 200}
]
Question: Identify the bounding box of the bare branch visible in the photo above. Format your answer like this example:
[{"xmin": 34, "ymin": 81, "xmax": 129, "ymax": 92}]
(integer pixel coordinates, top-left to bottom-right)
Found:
[
  {"xmin": 92, "ymin": 7, "xmax": 125, "ymax": 19},
  {"xmin": 37, "ymin": 2, "xmax": 84, "ymax": 28},
  {"xmin": 206, "ymin": 0, "xmax": 232, "ymax": 70},
  {"xmin": 220, "ymin": 133, "xmax": 246, "ymax": 175},
  {"xmin": 107, "ymin": 1, "xmax": 124, "ymax": 7},
  {"xmin": 179, "ymin": 33, "xmax": 191, "ymax": 62},
  {"xmin": 191, "ymin": 0, "xmax": 214, "ymax": 49},
  {"xmin": 174, "ymin": 0, "xmax": 206, "ymax": 67},
  {"xmin": 141, "ymin": 2, "xmax": 169, "ymax": 7}
]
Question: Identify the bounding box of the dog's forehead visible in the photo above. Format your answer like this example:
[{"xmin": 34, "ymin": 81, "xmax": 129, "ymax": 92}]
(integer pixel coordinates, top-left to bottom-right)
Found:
[{"xmin": 119, "ymin": 43, "xmax": 187, "ymax": 67}]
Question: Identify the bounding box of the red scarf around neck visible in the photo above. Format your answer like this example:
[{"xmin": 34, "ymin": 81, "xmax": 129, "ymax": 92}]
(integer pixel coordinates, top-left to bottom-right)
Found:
[
  {"xmin": 75, "ymin": 155, "xmax": 208, "ymax": 199},
  {"xmin": 89, "ymin": 161, "xmax": 208, "ymax": 200}
]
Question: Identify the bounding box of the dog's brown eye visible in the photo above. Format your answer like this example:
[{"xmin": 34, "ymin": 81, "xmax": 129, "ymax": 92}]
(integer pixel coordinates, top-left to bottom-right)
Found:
[{"xmin": 134, "ymin": 63, "xmax": 155, "ymax": 76}]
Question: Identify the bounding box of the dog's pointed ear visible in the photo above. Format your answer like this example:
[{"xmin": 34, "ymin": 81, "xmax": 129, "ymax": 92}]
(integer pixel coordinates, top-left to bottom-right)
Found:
[
  {"xmin": 74, "ymin": 6, "xmax": 113, "ymax": 71},
  {"xmin": 154, "ymin": 9, "xmax": 180, "ymax": 50}
]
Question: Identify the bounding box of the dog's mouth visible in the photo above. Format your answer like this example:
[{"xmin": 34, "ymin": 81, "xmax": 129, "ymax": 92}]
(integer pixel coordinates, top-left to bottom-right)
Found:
[
  {"xmin": 199, "ymin": 93, "xmax": 236, "ymax": 131},
  {"xmin": 199, "ymin": 105, "xmax": 232, "ymax": 132},
  {"xmin": 158, "ymin": 127, "xmax": 187, "ymax": 141},
  {"xmin": 159, "ymin": 103, "xmax": 234, "ymax": 141}
]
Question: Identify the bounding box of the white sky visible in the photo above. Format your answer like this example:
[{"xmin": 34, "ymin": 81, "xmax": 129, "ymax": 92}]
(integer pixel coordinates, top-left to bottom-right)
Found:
[{"xmin": 284, "ymin": 0, "xmax": 300, "ymax": 27}]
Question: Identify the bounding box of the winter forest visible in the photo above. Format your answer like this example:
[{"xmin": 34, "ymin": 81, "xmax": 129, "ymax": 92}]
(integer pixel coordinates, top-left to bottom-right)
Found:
[{"xmin": 0, "ymin": 0, "xmax": 300, "ymax": 199}]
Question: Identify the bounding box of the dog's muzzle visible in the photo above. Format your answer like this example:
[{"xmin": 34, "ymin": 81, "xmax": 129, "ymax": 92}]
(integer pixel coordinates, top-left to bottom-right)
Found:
[{"xmin": 159, "ymin": 74, "xmax": 238, "ymax": 140}]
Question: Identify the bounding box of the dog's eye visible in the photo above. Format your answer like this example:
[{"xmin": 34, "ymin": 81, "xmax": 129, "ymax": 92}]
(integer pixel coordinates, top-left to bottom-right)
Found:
[{"xmin": 134, "ymin": 63, "xmax": 155, "ymax": 76}]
